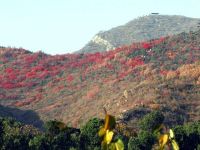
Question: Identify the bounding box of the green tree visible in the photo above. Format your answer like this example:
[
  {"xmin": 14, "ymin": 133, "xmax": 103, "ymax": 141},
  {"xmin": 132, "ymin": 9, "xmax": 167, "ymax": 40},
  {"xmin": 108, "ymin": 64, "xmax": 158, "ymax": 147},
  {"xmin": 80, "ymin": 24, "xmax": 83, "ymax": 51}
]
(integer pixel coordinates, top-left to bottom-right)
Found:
[
  {"xmin": 29, "ymin": 135, "xmax": 51, "ymax": 150},
  {"xmin": 52, "ymin": 131, "xmax": 80, "ymax": 150},
  {"xmin": 138, "ymin": 110, "xmax": 164, "ymax": 132},
  {"xmin": 1, "ymin": 117, "xmax": 33, "ymax": 150},
  {"xmin": 80, "ymin": 118, "xmax": 103, "ymax": 150},
  {"xmin": 128, "ymin": 131, "xmax": 155, "ymax": 150},
  {"xmin": 173, "ymin": 121, "xmax": 200, "ymax": 150},
  {"xmin": 44, "ymin": 120, "xmax": 66, "ymax": 136},
  {"xmin": 0, "ymin": 118, "xmax": 4, "ymax": 148}
]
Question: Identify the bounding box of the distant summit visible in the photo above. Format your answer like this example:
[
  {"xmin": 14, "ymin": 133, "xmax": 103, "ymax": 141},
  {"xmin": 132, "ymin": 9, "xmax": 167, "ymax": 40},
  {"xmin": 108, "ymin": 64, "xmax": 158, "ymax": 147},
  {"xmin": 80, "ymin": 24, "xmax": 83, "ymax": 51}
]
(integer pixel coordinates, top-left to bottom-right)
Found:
[{"xmin": 77, "ymin": 15, "xmax": 200, "ymax": 53}]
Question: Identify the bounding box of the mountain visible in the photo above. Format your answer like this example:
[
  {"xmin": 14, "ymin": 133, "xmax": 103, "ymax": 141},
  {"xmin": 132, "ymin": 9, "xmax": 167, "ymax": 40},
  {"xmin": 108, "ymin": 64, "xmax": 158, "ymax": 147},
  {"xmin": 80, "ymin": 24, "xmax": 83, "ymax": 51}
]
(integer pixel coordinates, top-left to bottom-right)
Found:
[
  {"xmin": 77, "ymin": 15, "xmax": 200, "ymax": 53},
  {"xmin": 0, "ymin": 30, "xmax": 200, "ymax": 127}
]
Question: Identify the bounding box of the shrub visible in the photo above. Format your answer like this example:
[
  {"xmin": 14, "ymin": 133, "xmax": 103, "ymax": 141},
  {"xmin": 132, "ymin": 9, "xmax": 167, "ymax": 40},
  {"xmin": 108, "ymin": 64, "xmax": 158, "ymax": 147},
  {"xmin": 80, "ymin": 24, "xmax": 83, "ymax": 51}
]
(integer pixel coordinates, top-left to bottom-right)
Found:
[
  {"xmin": 128, "ymin": 131, "xmax": 155, "ymax": 150},
  {"xmin": 51, "ymin": 127, "xmax": 81, "ymax": 150},
  {"xmin": 0, "ymin": 118, "xmax": 3, "ymax": 147},
  {"xmin": 29, "ymin": 135, "xmax": 51, "ymax": 150},
  {"xmin": 44, "ymin": 120, "xmax": 66, "ymax": 136},
  {"xmin": 1, "ymin": 117, "xmax": 33, "ymax": 150},
  {"xmin": 138, "ymin": 110, "xmax": 164, "ymax": 132},
  {"xmin": 173, "ymin": 121, "xmax": 200, "ymax": 150},
  {"xmin": 80, "ymin": 118, "xmax": 103, "ymax": 150}
]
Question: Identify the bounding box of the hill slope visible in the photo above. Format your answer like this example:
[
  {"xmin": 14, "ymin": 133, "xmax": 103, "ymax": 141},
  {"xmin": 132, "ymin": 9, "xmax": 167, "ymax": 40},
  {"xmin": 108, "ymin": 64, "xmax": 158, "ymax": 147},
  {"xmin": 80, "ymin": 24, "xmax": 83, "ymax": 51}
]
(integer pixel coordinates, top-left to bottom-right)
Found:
[
  {"xmin": 0, "ymin": 30, "xmax": 200, "ymax": 127},
  {"xmin": 78, "ymin": 15, "xmax": 200, "ymax": 53}
]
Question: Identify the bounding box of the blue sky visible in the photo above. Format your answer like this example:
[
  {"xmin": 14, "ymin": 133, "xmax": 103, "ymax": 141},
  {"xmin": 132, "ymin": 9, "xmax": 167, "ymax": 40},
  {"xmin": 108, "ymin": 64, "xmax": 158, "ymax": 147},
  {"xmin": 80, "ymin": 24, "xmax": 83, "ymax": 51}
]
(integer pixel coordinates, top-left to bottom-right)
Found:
[{"xmin": 0, "ymin": 0, "xmax": 199, "ymax": 54}]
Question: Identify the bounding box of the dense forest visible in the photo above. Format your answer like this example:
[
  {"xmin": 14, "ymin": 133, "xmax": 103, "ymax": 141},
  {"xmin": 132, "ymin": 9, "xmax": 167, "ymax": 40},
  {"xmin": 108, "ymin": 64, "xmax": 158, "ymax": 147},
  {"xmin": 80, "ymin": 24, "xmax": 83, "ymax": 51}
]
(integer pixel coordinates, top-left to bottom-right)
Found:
[{"xmin": 0, "ymin": 110, "xmax": 200, "ymax": 150}]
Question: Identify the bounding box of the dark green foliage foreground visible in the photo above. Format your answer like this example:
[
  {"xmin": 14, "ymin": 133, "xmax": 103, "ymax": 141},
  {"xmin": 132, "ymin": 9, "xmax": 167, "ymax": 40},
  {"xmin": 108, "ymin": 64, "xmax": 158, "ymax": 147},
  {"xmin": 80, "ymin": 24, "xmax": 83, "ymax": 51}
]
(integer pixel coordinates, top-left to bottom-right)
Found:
[{"xmin": 0, "ymin": 111, "xmax": 200, "ymax": 150}]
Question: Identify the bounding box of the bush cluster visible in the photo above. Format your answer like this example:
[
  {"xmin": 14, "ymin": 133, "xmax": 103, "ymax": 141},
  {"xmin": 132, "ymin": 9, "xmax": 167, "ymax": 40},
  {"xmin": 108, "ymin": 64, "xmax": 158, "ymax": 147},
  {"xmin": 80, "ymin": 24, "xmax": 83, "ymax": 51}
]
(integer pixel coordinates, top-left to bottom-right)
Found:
[{"xmin": 0, "ymin": 111, "xmax": 199, "ymax": 150}]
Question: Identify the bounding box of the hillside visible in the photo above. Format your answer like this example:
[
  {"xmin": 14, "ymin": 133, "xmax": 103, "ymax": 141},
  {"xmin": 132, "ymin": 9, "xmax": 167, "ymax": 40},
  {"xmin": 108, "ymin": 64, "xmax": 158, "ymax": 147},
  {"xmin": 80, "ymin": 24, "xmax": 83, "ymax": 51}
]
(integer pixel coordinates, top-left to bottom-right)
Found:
[
  {"xmin": 0, "ymin": 30, "xmax": 200, "ymax": 128},
  {"xmin": 0, "ymin": 104, "xmax": 43, "ymax": 128},
  {"xmin": 78, "ymin": 15, "xmax": 200, "ymax": 53}
]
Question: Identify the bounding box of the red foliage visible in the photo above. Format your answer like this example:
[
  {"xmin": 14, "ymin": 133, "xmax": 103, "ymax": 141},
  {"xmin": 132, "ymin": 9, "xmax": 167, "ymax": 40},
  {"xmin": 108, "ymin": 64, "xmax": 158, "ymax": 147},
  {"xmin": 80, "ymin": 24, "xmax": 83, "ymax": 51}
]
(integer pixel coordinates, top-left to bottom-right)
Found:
[
  {"xmin": 1, "ymin": 33, "xmax": 198, "ymax": 114},
  {"xmin": 67, "ymin": 74, "xmax": 74, "ymax": 82},
  {"xmin": 5, "ymin": 68, "xmax": 14, "ymax": 74},
  {"xmin": 38, "ymin": 70, "xmax": 49, "ymax": 79},
  {"xmin": 26, "ymin": 71, "xmax": 37, "ymax": 79},
  {"xmin": 1, "ymin": 82, "xmax": 15, "ymax": 89},
  {"xmin": 31, "ymin": 65, "xmax": 45, "ymax": 72},
  {"xmin": 18, "ymin": 81, "xmax": 26, "ymax": 87},
  {"xmin": 7, "ymin": 73, "xmax": 17, "ymax": 80},
  {"xmin": 142, "ymin": 42, "xmax": 152, "ymax": 49},
  {"xmin": 24, "ymin": 54, "xmax": 38, "ymax": 64},
  {"xmin": 126, "ymin": 57, "xmax": 144, "ymax": 68},
  {"xmin": 105, "ymin": 64, "xmax": 114, "ymax": 70}
]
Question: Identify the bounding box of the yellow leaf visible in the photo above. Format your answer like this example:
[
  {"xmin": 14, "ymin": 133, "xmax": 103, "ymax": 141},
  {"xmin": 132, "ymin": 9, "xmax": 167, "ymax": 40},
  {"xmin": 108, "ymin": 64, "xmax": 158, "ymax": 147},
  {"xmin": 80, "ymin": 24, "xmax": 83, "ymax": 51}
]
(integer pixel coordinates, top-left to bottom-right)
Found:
[
  {"xmin": 115, "ymin": 139, "xmax": 124, "ymax": 150},
  {"xmin": 98, "ymin": 127, "xmax": 106, "ymax": 137},
  {"xmin": 104, "ymin": 114, "xmax": 116, "ymax": 130},
  {"xmin": 169, "ymin": 129, "xmax": 175, "ymax": 139},
  {"xmin": 171, "ymin": 140, "xmax": 179, "ymax": 150},
  {"xmin": 159, "ymin": 134, "xmax": 169, "ymax": 148},
  {"xmin": 105, "ymin": 130, "xmax": 114, "ymax": 144},
  {"xmin": 104, "ymin": 114, "xmax": 110, "ymax": 130}
]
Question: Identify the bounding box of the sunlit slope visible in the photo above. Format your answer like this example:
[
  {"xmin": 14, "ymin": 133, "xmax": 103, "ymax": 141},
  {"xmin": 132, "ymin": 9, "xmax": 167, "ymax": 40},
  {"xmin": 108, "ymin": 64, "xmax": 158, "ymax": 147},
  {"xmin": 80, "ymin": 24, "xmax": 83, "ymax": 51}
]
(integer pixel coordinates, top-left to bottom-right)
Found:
[{"xmin": 0, "ymin": 30, "xmax": 200, "ymax": 126}]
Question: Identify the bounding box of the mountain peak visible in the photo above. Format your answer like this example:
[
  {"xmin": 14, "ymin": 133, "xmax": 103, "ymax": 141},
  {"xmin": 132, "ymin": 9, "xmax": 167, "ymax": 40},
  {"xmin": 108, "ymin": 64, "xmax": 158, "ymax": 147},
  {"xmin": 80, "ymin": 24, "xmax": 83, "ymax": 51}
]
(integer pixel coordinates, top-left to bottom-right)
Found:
[{"xmin": 77, "ymin": 15, "xmax": 200, "ymax": 53}]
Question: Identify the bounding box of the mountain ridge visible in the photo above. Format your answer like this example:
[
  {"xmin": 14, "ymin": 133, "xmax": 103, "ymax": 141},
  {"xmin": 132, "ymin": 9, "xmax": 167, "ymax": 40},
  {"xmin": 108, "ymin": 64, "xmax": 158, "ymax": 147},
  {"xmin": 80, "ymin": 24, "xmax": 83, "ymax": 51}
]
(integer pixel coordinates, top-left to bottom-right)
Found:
[{"xmin": 77, "ymin": 15, "xmax": 200, "ymax": 53}]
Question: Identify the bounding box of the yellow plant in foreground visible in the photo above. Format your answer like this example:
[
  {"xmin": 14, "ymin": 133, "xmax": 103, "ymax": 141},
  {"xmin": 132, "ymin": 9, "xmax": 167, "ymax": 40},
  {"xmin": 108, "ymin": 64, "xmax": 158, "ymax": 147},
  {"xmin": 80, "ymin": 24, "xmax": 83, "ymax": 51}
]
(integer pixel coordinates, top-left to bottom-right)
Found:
[
  {"xmin": 157, "ymin": 128, "xmax": 179, "ymax": 150},
  {"xmin": 98, "ymin": 109, "xmax": 124, "ymax": 150}
]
